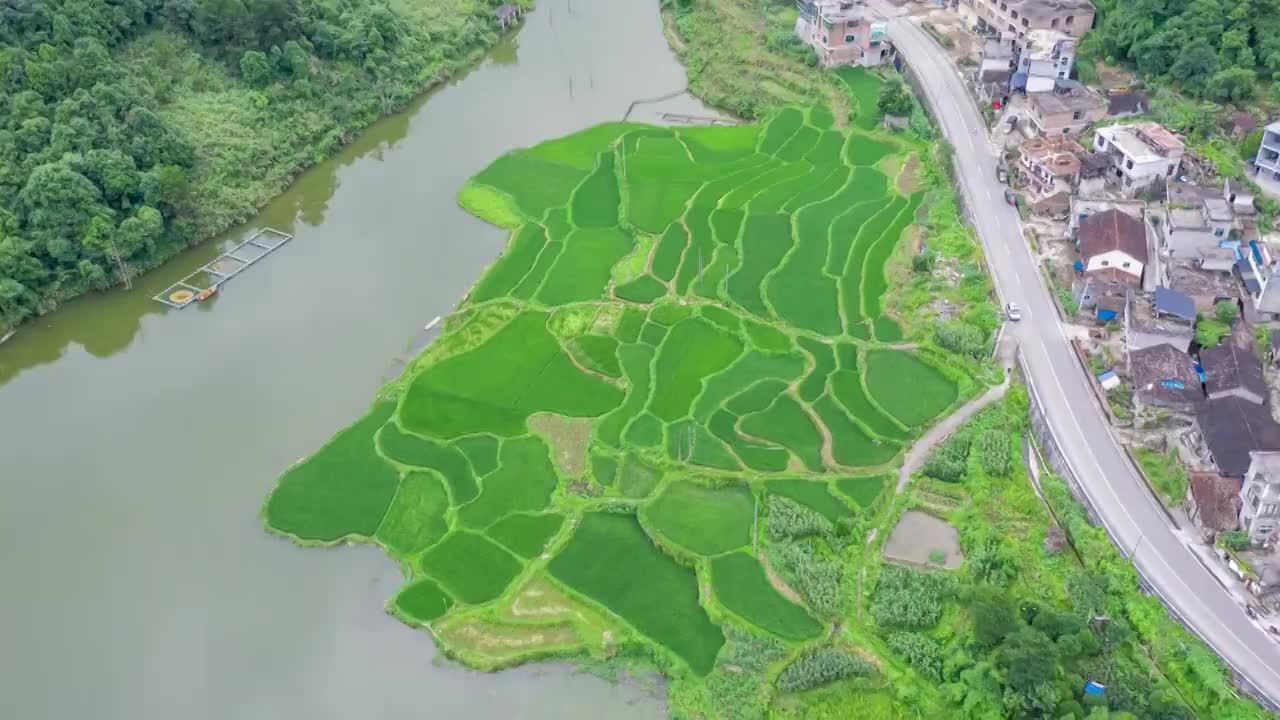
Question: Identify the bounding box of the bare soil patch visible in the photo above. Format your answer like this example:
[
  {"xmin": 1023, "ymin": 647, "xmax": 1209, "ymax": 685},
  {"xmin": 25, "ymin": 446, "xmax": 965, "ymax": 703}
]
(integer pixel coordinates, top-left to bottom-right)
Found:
[
  {"xmin": 439, "ymin": 617, "xmax": 579, "ymax": 659},
  {"xmin": 897, "ymin": 153, "xmax": 923, "ymax": 194},
  {"xmin": 528, "ymin": 413, "xmax": 591, "ymax": 477}
]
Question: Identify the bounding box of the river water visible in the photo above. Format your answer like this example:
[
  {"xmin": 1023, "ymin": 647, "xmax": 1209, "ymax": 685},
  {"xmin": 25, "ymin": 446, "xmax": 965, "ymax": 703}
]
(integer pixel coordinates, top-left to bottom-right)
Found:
[{"xmin": 0, "ymin": 1, "xmax": 714, "ymax": 717}]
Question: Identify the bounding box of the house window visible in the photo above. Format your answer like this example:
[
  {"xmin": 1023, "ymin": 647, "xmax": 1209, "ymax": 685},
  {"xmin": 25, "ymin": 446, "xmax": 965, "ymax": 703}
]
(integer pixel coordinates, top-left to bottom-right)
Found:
[
  {"xmin": 1051, "ymin": 18, "xmax": 1059, "ymax": 28},
  {"xmin": 846, "ymin": 35, "xmax": 856, "ymax": 42},
  {"xmin": 1167, "ymin": 163, "xmax": 1176, "ymax": 176},
  {"xmin": 822, "ymin": 35, "xmax": 828, "ymax": 43},
  {"xmin": 1100, "ymin": 260, "xmax": 1110, "ymax": 266},
  {"xmin": 1126, "ymin": 159, "xmax": 1134, "ymax": 170},
  {"xmin": 1122, "ymin": 261, "xmax": 1131, "ymax": 268},
  {"xmin": 1096, "ymin": 136, "xmax": 1106, "ymax": 148},
  {"xmin": 1215, "ymin": 228, "xmax": 1225, "ymax": 237},
  {"xmin": 1063, "ymin": 128, "xmax": 1070, "ymax": 134},
  {"xmin": 1059, "ymin": 71, "xmax": 1067, "ymax": 79},
  {"xmin": 1072, "ymin": 110, "xmax": 1084, "ymax": 120},
  {"xmin": 1022, "ymin": 18, "xmax": 1029, "ymax": 27},
  {"xmin": 1065, "ymin": 15, "xmax": 1074, "ymax": 25},
  {"xmin": 1011, "ymin": 10, "xmax": 1018, "ymax": 18}
]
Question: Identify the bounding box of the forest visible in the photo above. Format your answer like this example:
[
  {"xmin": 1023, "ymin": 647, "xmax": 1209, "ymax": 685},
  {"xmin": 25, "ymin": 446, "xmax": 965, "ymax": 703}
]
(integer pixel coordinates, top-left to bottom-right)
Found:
[
  {"xmin": 1085, "ymin": 0, "xmax": 1280, "ymax": 102},
  {"xmin": 0, "ymin": 0, "xmax": 514, "ymax": 332}
]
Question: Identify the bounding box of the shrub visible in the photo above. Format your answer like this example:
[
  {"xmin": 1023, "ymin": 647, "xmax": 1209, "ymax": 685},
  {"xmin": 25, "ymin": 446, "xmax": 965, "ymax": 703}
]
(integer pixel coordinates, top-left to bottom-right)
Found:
[
  {"xmin": 1214, "ymin": 300, "xmax": 1239, "ymax": 324},
  {"xmin": 885, "ymin": 631, "xmax": 942, "ymax": 680},
  {"xmin": 776, "ymin": 647, "xmax": 876, "ymax": 692},
  {"xmin": 1057, "ymin": 288, "xmax": 1079, "ymax": 317},
  {"xmin": 870, "ymin": 565, "xmax": 955, "ymax": 629},
  {"xmin": 877, "ymin": 79, "xmax": 914, "ymax": 116},
  {"xmin": 912, "ymin": 250, "xmax": 937, "ymax": 273},
  {"xmin": 1220, "ymin": 530, "xmax": 1250, "ymax": 551},
  {"xmin": 719, "ymin": 624, "xmax": 789, "ymax": 672},
  {"xmin": 922, "ymin": 434, "xmax": 971, "ymax": 482},
  {"xmin": 773, "ymin": 540, "xmax": 844, "ymax": 619},
  {"xmin": 974, "ymin": 428, "xmax": 1011, "ymax": 477},
  {"xmin": 1195, "ymin": 317, "xmax": 1230, "ymax": 347},
  {"xmin": 766, "ymin": 495, "xmax": 836, "ymax": 540},
  {"xmin": 934, "ymin": 321, "xmax": 987, "ymax": 358}
]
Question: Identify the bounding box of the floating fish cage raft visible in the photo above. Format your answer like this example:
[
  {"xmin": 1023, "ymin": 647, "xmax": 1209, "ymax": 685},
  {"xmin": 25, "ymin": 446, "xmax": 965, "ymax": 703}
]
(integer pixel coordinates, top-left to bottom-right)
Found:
[{"xmin": 153, "ymin": 228, "xmax": 293, "ymax": 309}]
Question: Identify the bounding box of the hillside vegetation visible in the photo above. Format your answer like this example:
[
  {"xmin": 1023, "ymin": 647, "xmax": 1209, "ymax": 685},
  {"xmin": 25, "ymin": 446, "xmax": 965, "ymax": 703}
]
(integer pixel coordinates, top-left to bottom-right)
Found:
[
  {"xmin": 1086, "ymin": 0, "xmax": 1279, "ymax": 102},
  {"xmin": 0, "ymin": 0, "xmax": 516, "ymax": 332}
]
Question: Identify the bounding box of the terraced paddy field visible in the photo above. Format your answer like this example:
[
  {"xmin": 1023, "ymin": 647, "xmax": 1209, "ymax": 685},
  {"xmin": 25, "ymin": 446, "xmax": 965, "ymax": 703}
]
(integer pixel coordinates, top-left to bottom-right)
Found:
[{"xmin": 263, "ymin": 69, "xmax": 974, "ymax": 714}]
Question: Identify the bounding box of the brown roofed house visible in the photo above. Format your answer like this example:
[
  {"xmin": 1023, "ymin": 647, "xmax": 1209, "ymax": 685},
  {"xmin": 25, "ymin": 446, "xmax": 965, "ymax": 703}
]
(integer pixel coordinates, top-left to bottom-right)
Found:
[
  {"xmin": 1185, "ymin": 472, "xmax": 1243, "ymax": 534},
  {"xmin": 1077, "ymin": 208, "xmax": 1148, "ymax": 287},
  {"xmin": 1201, "ymin": 340, "xmax": 1267, "ymax": 406},
  {"xmin": 1196, "ymin": 396, "xmax": 1280, "ymax": 476},
  {"xmin": 1128, "ymin": 343, "xmax": 1202, "ymax": 413}
]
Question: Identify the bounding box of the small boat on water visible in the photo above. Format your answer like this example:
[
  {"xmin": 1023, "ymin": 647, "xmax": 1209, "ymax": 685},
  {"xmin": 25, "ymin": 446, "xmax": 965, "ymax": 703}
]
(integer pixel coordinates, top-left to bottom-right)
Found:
[{"xmin": 195, "ymin": 287, "xmax": 218, "ymax": 302}]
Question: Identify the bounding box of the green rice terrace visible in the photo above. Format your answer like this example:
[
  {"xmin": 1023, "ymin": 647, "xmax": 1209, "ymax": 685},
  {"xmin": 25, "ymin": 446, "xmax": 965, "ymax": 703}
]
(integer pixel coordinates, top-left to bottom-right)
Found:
[{"xmin": 262, "ymin": 70, "xmax": 977, "ymax": 714}]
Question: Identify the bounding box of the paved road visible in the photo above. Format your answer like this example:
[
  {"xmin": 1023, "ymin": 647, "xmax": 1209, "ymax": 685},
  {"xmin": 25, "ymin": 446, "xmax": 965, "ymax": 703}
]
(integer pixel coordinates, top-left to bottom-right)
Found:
[{"xmin": 877, "ymin": 7, "xmax": 1280, "ymax": 707}]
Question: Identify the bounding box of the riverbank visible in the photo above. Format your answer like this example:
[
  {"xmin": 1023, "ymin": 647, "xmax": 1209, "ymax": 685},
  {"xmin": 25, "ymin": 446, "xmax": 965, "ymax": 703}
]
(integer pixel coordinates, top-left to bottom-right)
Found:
[
  {"xmin": 0, "ymin": 2, "xmax": 695, "ymax": 717},
  {"xmin": 0, "ymin": 0, "xmax": 529, "ymax": 335}
]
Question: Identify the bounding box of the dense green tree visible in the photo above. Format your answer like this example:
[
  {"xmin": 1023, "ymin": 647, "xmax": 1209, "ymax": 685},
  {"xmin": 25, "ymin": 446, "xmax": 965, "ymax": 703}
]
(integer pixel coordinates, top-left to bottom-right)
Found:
[{"xmin": 0, "ymin": 0, "xmax": 516, "ymax": 332}]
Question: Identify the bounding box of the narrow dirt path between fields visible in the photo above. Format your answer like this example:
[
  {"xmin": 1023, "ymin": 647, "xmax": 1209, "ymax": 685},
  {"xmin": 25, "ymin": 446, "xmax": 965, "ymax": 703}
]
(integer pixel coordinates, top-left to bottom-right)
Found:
[
  {"xmin": 758, "ymin": 551, "xmax": 804, "ymax": 604},
  {"xmin": 895, "ymin": 334, "xmax": 1018, "ymax": 494}
]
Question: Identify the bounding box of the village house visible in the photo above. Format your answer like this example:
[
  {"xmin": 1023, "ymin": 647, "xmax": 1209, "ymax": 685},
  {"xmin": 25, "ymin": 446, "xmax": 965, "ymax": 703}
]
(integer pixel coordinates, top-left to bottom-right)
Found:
[
  {"xmin": 1241, "ymin": 452, "xmax": 1280, "ymax": 544},
  {"xmin": 1194, "ymin": 396, "xmax": 1280, "ymax": 477},
  {"xmin": 1162, "ymin": 178, "xmax": 1259, "ymax": 258},
  {"xmin": 970, "ymin": 0, "xmax": 1095, "ymax": 40},
  {"xmin": 1201, "ymin": 340, "xmax": 1268, "ymax": 406},
  {"xmin": 1011, "ymin": 29, "xmax": 1077, "ymax": 93},
  {"xmin": 1166, "ymin": 259, "xmax": 1235, "ymax": 314},
  {"xmin": 1027, "ymin": 80, "xmax": 1106, "ymax": 136},
  {"xmin": 1186, "ymin": 471, "xmax": 1243, "ymax": 536},
  {"xmin": 1239, "ymin": 237, "xmax": 1280, "ymax": 320},
  {"xmin": 1128, "ymin": 342, "xmax": 1203, "ymax": 414},
  {"xmin": 978, "ymin": 35, "xmax": 1015, "ymax": 98},
  {"xmin": 1018, "ymin": 135, "xmax": 1082, "ymax": 198},
  {"xmin": 1076, "ymin": 151, "xmax": 1112, "ymax": 195},
  {"xmin": 1253, "ymin": 120, "xmax": 1280, "ymax": 184},
  {"xmin": 796, "ymin": 1, "xmax": 891, "ymax": 68},
  {"xmin": 1092, "ymin": 122, "xmax": 1185, "ymax": 197},
  {"xmin": 1124, "ymin": 287, "xmax": 1195, "ymax": 352},
  {"xmin": 1076, "ymin": 208, "xmax": 1148, "ymax": 287}
]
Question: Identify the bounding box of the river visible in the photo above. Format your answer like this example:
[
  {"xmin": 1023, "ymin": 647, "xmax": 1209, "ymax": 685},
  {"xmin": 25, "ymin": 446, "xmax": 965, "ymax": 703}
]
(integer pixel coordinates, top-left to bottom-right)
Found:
[{"xmin": 0, "ymin": 1, "xmax": 715, "ymax": 717}]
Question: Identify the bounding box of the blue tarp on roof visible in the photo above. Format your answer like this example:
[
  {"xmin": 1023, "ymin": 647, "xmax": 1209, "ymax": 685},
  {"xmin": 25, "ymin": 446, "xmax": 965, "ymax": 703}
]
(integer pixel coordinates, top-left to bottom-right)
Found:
[
  {"xmin": 1154, "ymin": 286, "xmax": 1196, "ymax": 322},
  {"xmin": 1097, "ymin": 370, "xmax": 1117, "ymax": 381},
  {"xmin": 1097, "ymin": 308, "xmax": 1117, "ymax": 321},
  {"xmin": 1011, "ymin": 72, "xmax": 1028, "ymax": 91},
  {"xmin": 1074, "ymin": 259, "xmax": 1084, "ymax": 271}
]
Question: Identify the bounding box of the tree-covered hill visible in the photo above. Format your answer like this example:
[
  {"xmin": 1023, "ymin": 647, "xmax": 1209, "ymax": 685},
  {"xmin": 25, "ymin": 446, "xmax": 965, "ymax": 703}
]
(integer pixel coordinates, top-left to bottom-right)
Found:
[
  {"xmin": 0, "ymin": 0, "xmax": 515, "ymax": 332},
  {"xmin": 1086, "ymin": 0, "xmax": 1280, "ymax": 102}
]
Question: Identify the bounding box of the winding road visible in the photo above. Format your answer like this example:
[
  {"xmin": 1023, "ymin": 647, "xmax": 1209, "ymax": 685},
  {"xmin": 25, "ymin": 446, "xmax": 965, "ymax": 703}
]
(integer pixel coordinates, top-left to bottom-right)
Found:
[{"xmin": 875, "ymin": 4, "xmax": 1280, "ymax": 707}]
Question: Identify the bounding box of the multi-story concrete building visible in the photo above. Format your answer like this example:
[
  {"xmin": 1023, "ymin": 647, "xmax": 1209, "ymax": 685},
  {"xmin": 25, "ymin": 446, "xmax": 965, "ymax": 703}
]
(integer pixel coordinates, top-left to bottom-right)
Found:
[
  {"xmin": 1092, "ymin": 122, "xmax": 1185, "ymax": 197},
  {"xmin": 1241, "ymin": 452, "xmax": 1280, "ymax": 543},
  {"xmin": 1162, "ymin": 180, "xmax": 1239, "ymax": 258},
  {"xmin": 1018, "ymin": 135, "xmax": 1082, "ymax": 197},
  {"xmin": 971, "ymin": 0, "xmax": 1095, "ymax": 40},
  {"xmin": 1239, "ymin": 236, "xmax": 1280, "ymax": 320},
  {"xmin": 1013, "ymin": 30, "xmax": 1076, "ymax": 92},
  {"xmin": 1027, "ymin": 80, "xmax": 1106, "ymax": 136},
  {"xmin": 796, "ymin": 0, "xmax": 891, "ymax": 68},
  {"xmin": 1253, "ymin": 120, "xmax": 1280, "ymax": 183}
]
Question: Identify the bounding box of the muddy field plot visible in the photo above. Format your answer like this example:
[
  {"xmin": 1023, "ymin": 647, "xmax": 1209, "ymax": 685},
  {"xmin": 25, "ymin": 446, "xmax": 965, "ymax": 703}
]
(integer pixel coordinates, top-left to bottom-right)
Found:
[{"xmin": 882, "ymin": 510, "xmax": 964, "ymax": 570}]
